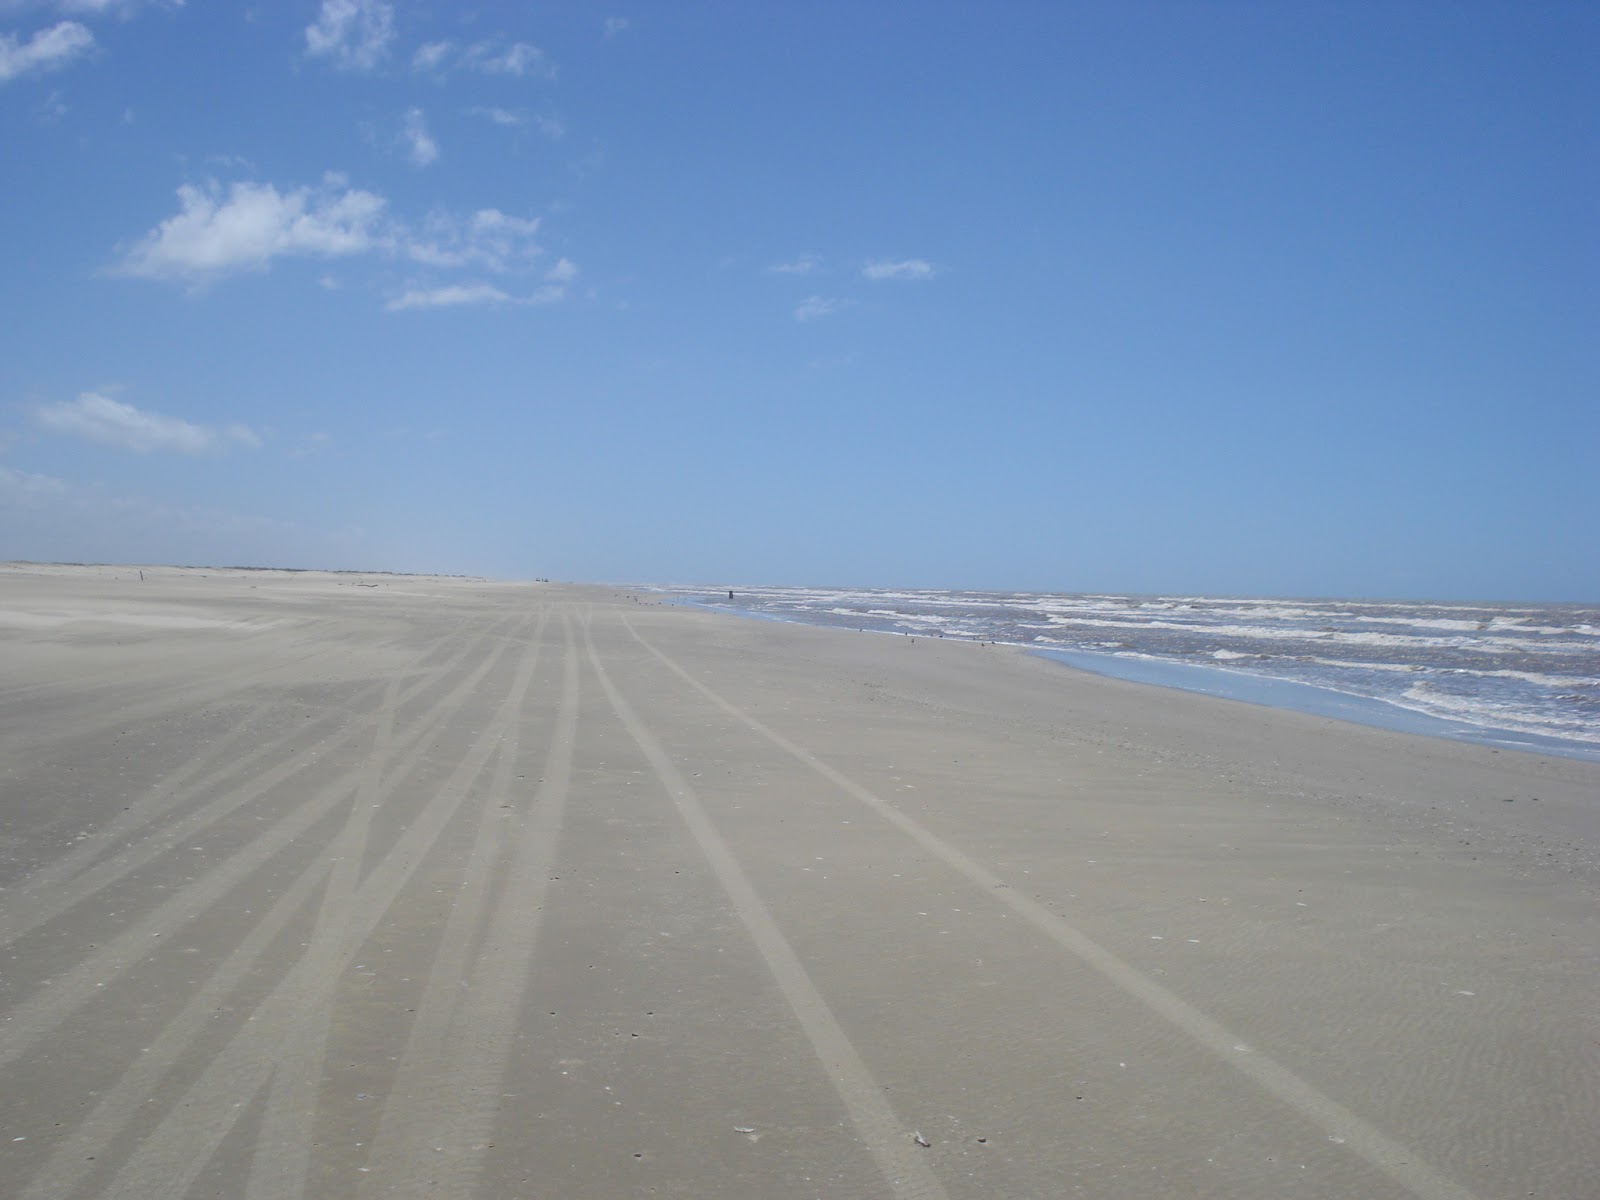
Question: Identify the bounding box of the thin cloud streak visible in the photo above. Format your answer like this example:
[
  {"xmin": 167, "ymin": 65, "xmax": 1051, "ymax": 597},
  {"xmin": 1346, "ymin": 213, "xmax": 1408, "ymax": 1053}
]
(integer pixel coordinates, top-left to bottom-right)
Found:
[
  {"xmin": 36, "ymin": 392, "xmax": 261, "ymax": 454},
  {"xmin": 403, "ymin": 107, "xmax": 438, "ymax": 166},
  {"xmin": 385, "ymin": 281, "xmax": 566, "ymax": 311},
  {"xmin": 794, "ymin": 295, "xmax": 850, "ymax": 322},
  {"xmin": 412, "ymin": 37, "xmax": 554, "ymax": 79},
  {"xmin": 862, "ymin": 258, "xmax": 935, "ymax": 281},
  {"xmin": 0, "ymin": 21, "xmax": 93, "ymax": 83},
  {"xmin": 769, "ymin": 253, "xmax": 820, "ymax": 276}
]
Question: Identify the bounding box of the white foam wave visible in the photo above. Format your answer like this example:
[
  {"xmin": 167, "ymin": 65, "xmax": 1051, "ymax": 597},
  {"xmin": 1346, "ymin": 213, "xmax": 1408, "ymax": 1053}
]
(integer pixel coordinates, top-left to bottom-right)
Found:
[{"xmin": 1399, "ymin": 684, "xmax": 1600, "ymax": 745}]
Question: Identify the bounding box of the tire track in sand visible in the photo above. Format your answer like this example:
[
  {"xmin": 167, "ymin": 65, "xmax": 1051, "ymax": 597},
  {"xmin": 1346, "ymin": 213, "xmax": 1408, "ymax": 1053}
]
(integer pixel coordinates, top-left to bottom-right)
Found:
[
  {"xmin": 243, "ymin": 611, "xmax": 549, "ymax": 1200},
  {"xmin": 619, "ymin": 613, "xmax": 1483, "ymax": 1200},
  {"xmin": 87, "ymin": 619, "xmax": 548, "ymax": 1200},
  {"xmin": 586, "ymin": 616, "xmax": 950, "ymax": 1200},
  {"xmin": 16, "ymin": 616, "xmax": 531, "ymax": 1200},
  {"xmin": 0, "ymin": 633, "xmax": 351, "ymax": 764},
  {"xmin": 0, "ymin": 614, "xmax": 525, "ymax": 1075},
  {"xmin": 0, "ymin": 614, "xmax": 517, "ymax": 952},
  {"xmin": 16, "ymin": 851, "xmax": 335, "ymax": 1200},
  {"xmin": 357, "ymin": 611, "xmax": 579, "ymax": 1199}
]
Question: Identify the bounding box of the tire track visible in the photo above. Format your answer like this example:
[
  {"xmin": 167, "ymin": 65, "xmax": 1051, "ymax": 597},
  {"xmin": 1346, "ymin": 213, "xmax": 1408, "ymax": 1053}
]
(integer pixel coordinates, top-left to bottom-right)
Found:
[
  {"xmin": 0, "ymin": 699, "xmax": 367, "ymax": 952},
  {"xmin": 0, "ymin": 614, "xmax": 516, "ymax": 951},
  {"xmin": 586, "ymin": 617, "xmax": 951, "ymax": 1200},
  {"xmin": 16, "ymin": 851, "xmax": 335, "ymax": 1200},
  {"xmin": 89, "ymin": 618, "xmax": 548, "ymax": 1200},
  {"xmin": 358, "ymin": 611, "xmax": 579, "ymax": 1199},
  {"xmin": 0, "ymin": 635, "xmax": 350, "ymax": 763},
  {"xmin": 0, "ymin": 614, "xmax": 527, "ymax": 1074},
  {"xmin": 15, "ymin": 615, "xmax": 533, "ymax": 1199},
  {"xmin": 619, "ymin": 613, "xmax": 1483, "ymax": 1200},
  {"xmin": 244, "ymin": 610, "xmax": 549, "ymax": 1200}
]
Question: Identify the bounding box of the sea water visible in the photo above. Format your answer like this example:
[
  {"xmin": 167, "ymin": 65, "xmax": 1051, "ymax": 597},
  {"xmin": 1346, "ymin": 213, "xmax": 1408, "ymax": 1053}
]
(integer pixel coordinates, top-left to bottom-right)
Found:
[{"xmin": 658, "ymin": 585, "xmax": 1600, "ymax": 762}]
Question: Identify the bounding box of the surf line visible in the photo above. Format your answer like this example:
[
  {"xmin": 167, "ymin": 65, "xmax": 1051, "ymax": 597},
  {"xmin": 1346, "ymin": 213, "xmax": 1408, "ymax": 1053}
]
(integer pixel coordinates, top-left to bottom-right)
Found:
[
  {"xmin": 619, "ymin": 614, "xmax": 1483, "ymax": 1200},
  {"xmin": 584, "ymin": 618, "xmax": 951, "ymax": 1200}
]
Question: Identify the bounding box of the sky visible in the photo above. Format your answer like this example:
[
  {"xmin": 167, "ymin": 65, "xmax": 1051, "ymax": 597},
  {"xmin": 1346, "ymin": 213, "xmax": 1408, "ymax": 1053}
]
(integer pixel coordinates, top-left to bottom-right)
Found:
[{"xmin": 1, "ymin": 1, "xmax": 1595, "ymax": 601}]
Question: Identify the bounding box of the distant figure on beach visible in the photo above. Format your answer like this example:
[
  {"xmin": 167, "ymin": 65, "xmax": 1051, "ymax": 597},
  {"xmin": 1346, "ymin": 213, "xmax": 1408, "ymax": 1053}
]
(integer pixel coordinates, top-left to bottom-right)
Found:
[{"xmin": 728, "ymin": 590, "xmax": 734, "ymax": 600}]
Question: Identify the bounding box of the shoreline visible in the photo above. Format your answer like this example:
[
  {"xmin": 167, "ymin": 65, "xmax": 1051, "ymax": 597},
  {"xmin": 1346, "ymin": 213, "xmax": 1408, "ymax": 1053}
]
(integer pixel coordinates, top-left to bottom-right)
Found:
[{"xmin": 668, "ymin": 595, "xmax": 1600, "ymax": 765}]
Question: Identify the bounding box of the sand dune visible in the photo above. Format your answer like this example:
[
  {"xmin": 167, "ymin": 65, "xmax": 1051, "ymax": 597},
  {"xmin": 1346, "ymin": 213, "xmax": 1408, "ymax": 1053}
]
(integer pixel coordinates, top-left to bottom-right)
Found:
[{"xmin": 1, "ymin": 564, "xmax": 1596, "ymax": 1199}]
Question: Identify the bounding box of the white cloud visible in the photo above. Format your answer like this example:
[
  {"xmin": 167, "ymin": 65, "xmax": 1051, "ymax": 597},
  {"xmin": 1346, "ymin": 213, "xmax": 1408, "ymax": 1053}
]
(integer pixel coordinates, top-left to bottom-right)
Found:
[
  {"xmin": 412, "ymin": 36, "xmax": 553, "ymax": 79},
  {"xmin": 603, "ymin": 16, "xmax": 630, "ymax": 37},
  {"xmin": 794, "ymin": 295, "xmax": 851, "ymax": 322},
  {"xmin": 862, "ymin": 258, "xmax": 936, "ymax": 281},
  {"xmin": 36, "ymin": 392, "xmax": 261, "ymax": 454},
  {"xmin": 116, "ymin": 174, "xmax": 568, "ymax": 309},
  {"xmin": 402, "ymin": 207, "xmax": 542, "ymax": 273},
  {"xmin": 115, "ymin": 176, "xmax": 388, "ymax": 281},
  {"xmin": 469, "ymin": 104, "xmax": 523, "ymax": 127},
  {"xmin": 387, "ymin": 277, "xmax": 568, "ymax": 312},
  {"xmin": 770, "ymin": 253, "xmax": 820, "ymax": 276},
  {"xmin": 0, "ymin": 21, "xmax": 92, "ymax": 83},
  {"xmin": 402, "ymin": 107, "xmax": 438, "ymax": 166},
  {"xmin": 411, "ymin": 39, "xmax": 450, "ymax": 71},
  {"xmin": 471, "ymin": 40, "xmax": 548, "ymax": 76},
  {"xmin": 467, "ymin": 106, "xmax": 563, "ymax": 138},
  {"xmin": 385, "ymin": 282, "xmax": 513, "ymax": 311},
  {"xmin": 304, "ymin": 0, "xmax": 393, "ymax": 72}
]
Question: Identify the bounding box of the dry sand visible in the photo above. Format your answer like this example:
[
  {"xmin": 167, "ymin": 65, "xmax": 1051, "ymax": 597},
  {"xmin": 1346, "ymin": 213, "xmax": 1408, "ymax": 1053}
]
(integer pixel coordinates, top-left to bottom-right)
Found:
[{"xmin": 1, "ymin": 563, "xmax": 1597, "ymax": 1200}]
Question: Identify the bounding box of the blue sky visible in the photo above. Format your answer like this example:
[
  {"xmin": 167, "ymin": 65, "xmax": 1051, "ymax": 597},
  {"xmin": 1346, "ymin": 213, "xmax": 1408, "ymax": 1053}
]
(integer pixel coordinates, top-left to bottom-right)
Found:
[{"xmin": 1, "ymin": 1, "xmax": 1594, "ymax": 601}]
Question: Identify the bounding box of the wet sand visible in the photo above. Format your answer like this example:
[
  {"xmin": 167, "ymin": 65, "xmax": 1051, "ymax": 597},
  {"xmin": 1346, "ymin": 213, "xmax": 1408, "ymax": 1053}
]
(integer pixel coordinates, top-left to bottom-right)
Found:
[{"xmin": 1, "ymin": 563, "xmax": 1597, "ymax": 1199}]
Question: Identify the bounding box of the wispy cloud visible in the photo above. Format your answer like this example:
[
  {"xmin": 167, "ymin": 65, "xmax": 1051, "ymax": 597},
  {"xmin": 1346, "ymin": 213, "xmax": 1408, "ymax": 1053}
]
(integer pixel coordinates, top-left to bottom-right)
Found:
[
  {"xmin": 770, "ymin": 253, "xmax": 820, "ymax": 276},
  {"xmin": 0, "ymin": 21, "xmax": 92, "ymax": 83},
  {"xmin": 0, "ymin": 464, "xmax": 70, "ymax": 507},
  {"xmin": 50, "ymin": 1, "xmax": 178, "ymax": 14},
  {"xmin": 469, "ymin": 105, "xmax": 522, "ymax": 127},
  {"xmin": 403, "ymin": 208, "xmax": 542, "ymax": 273},
  {"xmin": 402, "ymin": 106, "xmax": 438, "ymax": 166},
  {"xmin": 467, "ymin": 106, "xmax": 564, "ymax": 138},
  {"xmin": 304, "ymin": 0, "xmax": 394, "ymax": 72},
  {"xmin": 794, "ymin": 295, "xmax": 851, "ymax": 322},
  {"xmin": 862, "ymin": 258, "xmax": 936, "ymax": 281},
  {"xmin": 603, "ymin": 16, "xmax": 630, "ymax": 37},
  {"xmin": 114, "ymin": 173, "xmax": 572, "ymax": 308},
  {"xmin": 36, "ymin": 392, "xmax": 261, "ymax": 454},
  {"xmin": 412, "ymin": 37, "xmax": 553, "ymax": 79},
  {"xmin": 385, "ymin": 280, "xmax": 566, "ymax": 312},
  {"xmin": 411, "ymin": 39, "xmax": 450, "ymax": 72},
  {"xmin": 114, "ymin": 175, "xmax": 387, "ymax": 282},
  {"xmin": 473, "ymin": 40, "xmax": 549, "ymax": 76},
  {"xmin": 386, "ymin": 282, "xmax": 514, "ymax": 311}
]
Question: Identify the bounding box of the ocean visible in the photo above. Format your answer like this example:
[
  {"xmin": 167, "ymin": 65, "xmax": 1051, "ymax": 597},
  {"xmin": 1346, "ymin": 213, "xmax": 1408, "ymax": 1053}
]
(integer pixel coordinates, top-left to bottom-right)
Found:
[{"xmin": 657, "ymin": 585, "xmax": 1600, "ymax": 762}]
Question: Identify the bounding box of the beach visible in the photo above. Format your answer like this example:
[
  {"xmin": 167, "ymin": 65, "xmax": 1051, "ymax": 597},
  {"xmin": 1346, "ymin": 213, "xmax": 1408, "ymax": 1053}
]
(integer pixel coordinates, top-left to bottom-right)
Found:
[{"xmin": 2, "ymin": 564, "xmax": 1597, "ymax": 1200}]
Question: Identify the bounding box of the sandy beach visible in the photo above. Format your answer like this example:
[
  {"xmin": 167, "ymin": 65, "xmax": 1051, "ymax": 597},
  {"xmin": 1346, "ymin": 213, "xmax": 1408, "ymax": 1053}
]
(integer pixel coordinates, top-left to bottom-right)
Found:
[{"xmin": 1, "ymin": 563, "xmax": 1597, "ymax": 1200}]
